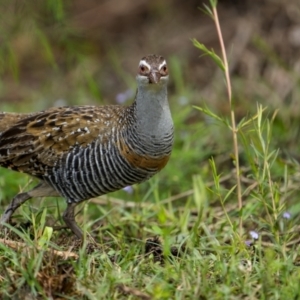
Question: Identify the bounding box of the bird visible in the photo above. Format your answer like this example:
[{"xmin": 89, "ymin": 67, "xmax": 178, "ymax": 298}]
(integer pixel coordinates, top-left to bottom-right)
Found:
[{"xmin": 0, "ymin": 54, "xmax": 174, "ymax": 240}]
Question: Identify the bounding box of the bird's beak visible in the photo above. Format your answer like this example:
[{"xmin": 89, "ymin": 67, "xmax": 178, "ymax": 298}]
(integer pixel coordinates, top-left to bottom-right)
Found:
[{"xmin": 149, "ymin": 72, "xmax": 161, "ymax": 84}]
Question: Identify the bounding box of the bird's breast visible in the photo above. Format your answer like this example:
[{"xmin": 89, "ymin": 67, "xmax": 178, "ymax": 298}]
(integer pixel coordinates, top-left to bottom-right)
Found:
[{"xmin": 118, "ymin": 138, "xmax": 171, "ymax": 171}]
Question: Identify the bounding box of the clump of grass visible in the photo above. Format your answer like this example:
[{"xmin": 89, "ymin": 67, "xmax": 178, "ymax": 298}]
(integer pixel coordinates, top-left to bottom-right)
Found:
[
  {"xmin": 193, "ymin": 0, "xmax": 244, "ymax": 235},
  {"xmin": 193, "ymin": 0, "xmax": 292, "ymax": 242}
]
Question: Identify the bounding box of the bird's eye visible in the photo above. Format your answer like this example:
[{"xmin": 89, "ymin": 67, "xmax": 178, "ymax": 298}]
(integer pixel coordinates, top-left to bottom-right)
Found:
[
  {"xmin": 160, "ymin": 65, "xmax": 168, "ymax": 74},
  {"xmin": 140, "ymin": 66, "xmax": 146, "ymax": 72}
]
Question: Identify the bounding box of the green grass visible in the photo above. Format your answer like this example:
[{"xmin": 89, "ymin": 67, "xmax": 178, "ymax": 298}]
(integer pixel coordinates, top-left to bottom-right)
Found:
[{"xmin": 1, "ymin": 1, "xmax": 300, "ymax": 299}]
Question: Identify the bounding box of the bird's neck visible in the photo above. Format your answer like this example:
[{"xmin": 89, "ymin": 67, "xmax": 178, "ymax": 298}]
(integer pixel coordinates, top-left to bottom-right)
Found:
[{"xmin": 134, "ymin": 84, "xmax": 173, "ymax": 141}]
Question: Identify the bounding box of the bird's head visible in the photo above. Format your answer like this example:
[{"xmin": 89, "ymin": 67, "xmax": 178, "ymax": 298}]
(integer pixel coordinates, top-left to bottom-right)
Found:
[{"xmin": 136, "ymin": 54, "xmax": 169, "ymax": 87}]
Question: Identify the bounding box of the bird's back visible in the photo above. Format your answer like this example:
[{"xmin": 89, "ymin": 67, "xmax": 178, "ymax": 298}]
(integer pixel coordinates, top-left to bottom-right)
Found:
[{"xmin": 0, "ymin": 104, "xmax": 172, "ymax": 203}]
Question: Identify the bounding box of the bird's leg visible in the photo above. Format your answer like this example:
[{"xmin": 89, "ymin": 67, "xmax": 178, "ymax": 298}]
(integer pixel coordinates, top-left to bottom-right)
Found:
[
  {"xmin": 0, "ymin": 181, "xmax": 58, "ymax": 226},
  {"xmin": 0, "ymin": 192, "xmax": 31, "ymax": 225},
  {"xmin": 63, "ymin": 202, "xmax": 83, "ymax": 240}
]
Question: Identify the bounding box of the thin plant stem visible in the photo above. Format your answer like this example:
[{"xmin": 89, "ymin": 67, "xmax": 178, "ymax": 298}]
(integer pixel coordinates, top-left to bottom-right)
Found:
[{"xmin": 212, "ymin": 6, "xmax": 243, "ymax": 235}]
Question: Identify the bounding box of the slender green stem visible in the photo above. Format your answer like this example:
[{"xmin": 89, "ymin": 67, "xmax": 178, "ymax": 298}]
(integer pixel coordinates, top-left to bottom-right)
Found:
[{"xmin": 212, "ymin": 6, "xmax": 243, "ymax": 235}]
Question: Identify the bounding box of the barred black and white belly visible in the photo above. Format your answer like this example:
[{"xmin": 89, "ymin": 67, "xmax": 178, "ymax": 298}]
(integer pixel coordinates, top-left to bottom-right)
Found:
[{"xmin": 45, "ymin": 139, "xmax": 159, "ymax": 203}]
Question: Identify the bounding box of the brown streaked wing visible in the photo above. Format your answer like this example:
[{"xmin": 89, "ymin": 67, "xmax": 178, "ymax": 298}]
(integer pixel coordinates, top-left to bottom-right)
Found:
[
  {"xmin": 0, "ymin": 105, "xmax": 126, "ymax": 176},
  {"xmin": 0, "ymin": 112, "xmax": 37, "ymax": 133}
]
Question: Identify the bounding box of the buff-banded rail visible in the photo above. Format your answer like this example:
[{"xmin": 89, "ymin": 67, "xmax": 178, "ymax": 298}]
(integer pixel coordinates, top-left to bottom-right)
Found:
[{"xmin": 0, "ymin": 54, "xmax": 174, "ymax": 239}]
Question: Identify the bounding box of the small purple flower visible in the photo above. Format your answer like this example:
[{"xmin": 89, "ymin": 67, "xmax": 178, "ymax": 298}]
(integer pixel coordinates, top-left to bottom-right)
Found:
[
  {"xmin": 245, "ymin": 240, "xmax": 253, "ymax": 247},
  {"xmin": 283, "ymin": 211, "xmax": 291, "ymax": 219},
  {"xmin": 249, "ymin": 231, "xmax": 259, "ymax": 240},
  {"xmin": 123, "ymin": 186, "xmax": 133, "ymax": 194},
  {"xmin": 116, "ymin": 89, "xmax": 134, "ymax": 104}
]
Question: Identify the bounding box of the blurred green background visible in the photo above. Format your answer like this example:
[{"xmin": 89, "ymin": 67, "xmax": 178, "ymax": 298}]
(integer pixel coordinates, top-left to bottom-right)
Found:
[{"xmin": 1, "ymin": 0, "xmax": 299, "ymax": 113}]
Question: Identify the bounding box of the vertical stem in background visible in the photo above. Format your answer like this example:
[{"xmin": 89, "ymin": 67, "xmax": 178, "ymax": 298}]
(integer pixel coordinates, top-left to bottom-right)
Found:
[{"xmin": 212, "ymin": 6, "xmax": 243, "ymax": 235}]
